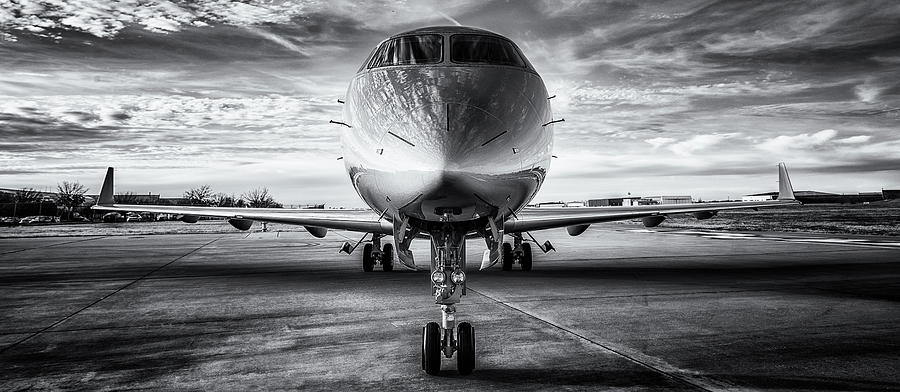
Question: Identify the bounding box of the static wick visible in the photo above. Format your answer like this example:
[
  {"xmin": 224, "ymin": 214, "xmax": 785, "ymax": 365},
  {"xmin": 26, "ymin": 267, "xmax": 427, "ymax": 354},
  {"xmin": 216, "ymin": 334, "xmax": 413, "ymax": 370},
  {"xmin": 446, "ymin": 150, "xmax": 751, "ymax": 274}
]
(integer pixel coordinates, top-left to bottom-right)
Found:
[
  {"xmin": 542, "ymin": 118, "xmax": 565, "ymax": 127},
  {"xmin": 330, "ymin": 120, "xmax": 352, "ymax": 128}
]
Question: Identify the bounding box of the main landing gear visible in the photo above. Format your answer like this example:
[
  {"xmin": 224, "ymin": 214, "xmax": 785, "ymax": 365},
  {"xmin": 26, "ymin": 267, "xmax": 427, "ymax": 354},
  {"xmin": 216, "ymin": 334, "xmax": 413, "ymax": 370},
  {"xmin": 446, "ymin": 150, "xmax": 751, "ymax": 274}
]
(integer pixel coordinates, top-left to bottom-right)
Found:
[
  {"xmin": 362, "ymin": 234, "xmax": 394, "ymax": 272},
  {"xmin": 501, "ymin": 234, "xmax": 533, "ymax": 271},
  {"xmin": 421, "ymin": 226, "xmax": 475, "ymax": 375}
]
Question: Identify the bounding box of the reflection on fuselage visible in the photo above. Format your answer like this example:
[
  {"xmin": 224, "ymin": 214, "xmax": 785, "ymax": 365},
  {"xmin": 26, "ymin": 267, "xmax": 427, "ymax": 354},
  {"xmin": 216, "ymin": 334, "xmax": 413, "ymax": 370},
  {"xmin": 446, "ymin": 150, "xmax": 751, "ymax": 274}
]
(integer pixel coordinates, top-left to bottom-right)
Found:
[{"xmin": 341, "ymin": 26, "xmax": 555, "ymax": 226}]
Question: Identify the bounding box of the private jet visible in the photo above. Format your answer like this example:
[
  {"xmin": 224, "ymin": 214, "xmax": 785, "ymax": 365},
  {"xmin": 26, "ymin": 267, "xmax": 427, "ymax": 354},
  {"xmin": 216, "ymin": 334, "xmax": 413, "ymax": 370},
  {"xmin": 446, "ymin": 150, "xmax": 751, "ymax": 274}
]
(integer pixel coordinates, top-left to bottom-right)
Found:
[{"xmin": 93, "ymin": 26, "xmax": 799, "ymax": 375}]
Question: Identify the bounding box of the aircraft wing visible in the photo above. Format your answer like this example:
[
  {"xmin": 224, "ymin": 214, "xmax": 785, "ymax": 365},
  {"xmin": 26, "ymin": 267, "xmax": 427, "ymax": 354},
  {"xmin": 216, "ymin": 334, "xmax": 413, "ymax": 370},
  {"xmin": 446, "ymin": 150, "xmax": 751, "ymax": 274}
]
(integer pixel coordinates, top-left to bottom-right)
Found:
[
  {"xmin": 90, "ymin": 168, "xmax": 392, "ymax": 235},
  {"xmin": 505, "ymin": 163, "xmax": 800, "ymax": 234}
]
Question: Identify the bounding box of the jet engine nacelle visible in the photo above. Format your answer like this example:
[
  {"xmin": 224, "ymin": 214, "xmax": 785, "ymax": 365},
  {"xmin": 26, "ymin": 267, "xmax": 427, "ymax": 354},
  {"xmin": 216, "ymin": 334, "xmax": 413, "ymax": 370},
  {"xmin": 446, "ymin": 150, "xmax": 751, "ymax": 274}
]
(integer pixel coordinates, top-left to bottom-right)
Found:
[
  {"xmin": 642, "ymin": 215, "xmax": 666, "ymax": 227},
  {"xmin": 691, "ymin": 211, "xmax": 717, "ymax": 220},
  {"xmin": 180, "ymin": 215, "xmax": 199, "ymax": 223},
  {"xmin": 566, "ymin": 224, "xmax": 590, "ymax": 236},
  {"xmin": 228, "ymin": 218, "xmax": 254, "ymax": 231},
  {"xmin": 304, "ymin": 225, "xmax": 328, "ymax": 238}
]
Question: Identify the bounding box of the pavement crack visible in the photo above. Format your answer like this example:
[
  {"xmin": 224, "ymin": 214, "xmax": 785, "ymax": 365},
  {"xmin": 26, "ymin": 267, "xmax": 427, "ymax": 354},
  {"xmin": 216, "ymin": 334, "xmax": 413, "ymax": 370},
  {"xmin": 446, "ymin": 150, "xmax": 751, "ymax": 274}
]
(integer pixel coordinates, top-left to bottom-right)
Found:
[{"xmin": 0, "ymin": 236, "xmax": 224, "ymax": 354}]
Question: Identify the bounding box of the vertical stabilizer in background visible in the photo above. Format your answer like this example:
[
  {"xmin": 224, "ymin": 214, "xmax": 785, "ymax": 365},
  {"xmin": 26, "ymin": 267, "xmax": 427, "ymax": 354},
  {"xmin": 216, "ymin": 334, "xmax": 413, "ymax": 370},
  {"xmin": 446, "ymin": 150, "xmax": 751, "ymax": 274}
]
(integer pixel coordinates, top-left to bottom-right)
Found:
[{"xmin": 778, "ymin": 162, "xmax": 795, "ymax": 200}]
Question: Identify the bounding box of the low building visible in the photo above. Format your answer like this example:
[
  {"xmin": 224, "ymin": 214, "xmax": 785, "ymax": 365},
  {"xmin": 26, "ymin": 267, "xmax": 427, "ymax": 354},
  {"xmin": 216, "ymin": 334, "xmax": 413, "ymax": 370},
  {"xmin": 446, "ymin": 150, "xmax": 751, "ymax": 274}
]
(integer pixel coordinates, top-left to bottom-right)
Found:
[
  {"xmin": 743, "ymin": 190, "xmax": 885, "ymax": 204},
  {"xmin": 587, "ymin": 197, "xmax": 641, "ymax": 207},
  {"xmin": 533, "ymin": 201, "xmax": 566, "ymax": 208},
  {"xmin": 743, "ymin": 193, "xmax": 775, "ymax": 202},
  {"xmin": 643, "ymin": 195, "xmax": 692, "ymax": 205}
]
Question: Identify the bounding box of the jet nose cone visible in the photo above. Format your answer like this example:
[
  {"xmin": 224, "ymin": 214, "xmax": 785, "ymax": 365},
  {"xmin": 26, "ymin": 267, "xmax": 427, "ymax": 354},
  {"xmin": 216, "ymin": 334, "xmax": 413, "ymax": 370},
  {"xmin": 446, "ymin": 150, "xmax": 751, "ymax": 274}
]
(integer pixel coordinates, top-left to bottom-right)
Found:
[{"xmin": 385, "ymin": 102, "xmax": 509, "ymax": 172}]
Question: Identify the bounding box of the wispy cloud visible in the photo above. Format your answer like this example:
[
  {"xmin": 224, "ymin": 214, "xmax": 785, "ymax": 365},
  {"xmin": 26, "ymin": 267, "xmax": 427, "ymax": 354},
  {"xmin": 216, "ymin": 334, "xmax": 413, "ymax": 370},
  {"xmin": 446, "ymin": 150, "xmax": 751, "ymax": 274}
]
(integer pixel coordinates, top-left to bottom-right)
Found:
[
  {"xmin": 757, "ymin": 129, "xmax": 838, "ymax": 153},
  {"xmin": 669, "ymin": 133, "xmax": 738, "ymax": 156}
]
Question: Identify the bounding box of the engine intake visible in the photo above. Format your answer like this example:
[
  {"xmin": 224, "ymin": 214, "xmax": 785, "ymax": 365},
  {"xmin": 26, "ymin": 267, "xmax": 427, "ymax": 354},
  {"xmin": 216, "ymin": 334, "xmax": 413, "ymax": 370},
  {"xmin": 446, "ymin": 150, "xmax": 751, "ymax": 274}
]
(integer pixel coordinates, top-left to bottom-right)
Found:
[
  {"xmin": 228, "ymin": 218, "xmax": 254, "ymax": 231},
  {"xmin": 642, "ymin": 215, "xmax": 666, "ymax": 227}
]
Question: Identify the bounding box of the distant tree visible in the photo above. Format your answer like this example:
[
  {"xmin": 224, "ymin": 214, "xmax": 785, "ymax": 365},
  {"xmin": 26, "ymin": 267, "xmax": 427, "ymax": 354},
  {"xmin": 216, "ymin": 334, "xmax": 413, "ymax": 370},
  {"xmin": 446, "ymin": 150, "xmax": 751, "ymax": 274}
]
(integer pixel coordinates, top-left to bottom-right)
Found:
[
  {"xmin": 184, "ymin": 185, "xmax": 213, "ymax": 206},
  {"xmin": 15, "ymin": 188, "xmax": 43, "ymax": 203},
  {"xmin": 242, "ymin": 187, "xmax": 281, "ymax": 208},
  {"xmin": 56, "ymin": 181, "xmax": 87, "ymax": 220},
  {"xmin": 115, "ymin": 192, "xmax": 140, "ymax": 204},
  {"xmin": 0, "ymin": 192, "xmax": 14, "ymax": 203},
  {"xmin": 212, "ymin": 193, "xmax": 239, "ymax": 207}
]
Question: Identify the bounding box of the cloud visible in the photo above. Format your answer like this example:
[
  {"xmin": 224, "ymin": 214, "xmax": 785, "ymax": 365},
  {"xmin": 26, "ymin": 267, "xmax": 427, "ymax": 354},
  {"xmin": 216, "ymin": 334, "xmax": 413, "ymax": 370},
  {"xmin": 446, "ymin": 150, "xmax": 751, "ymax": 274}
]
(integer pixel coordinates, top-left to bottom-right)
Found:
[
  {"xmin": 855, "ymin": 80, "xmax": 881, "ymax": 103},
  {"xmin": 835, "ymin": 135, "xmax": 872, "ymax": 144},
  {"xmin": 645, "ymin": 137, "xmax": 675, "ymax": 149},
  {"xmin": 668, "ymin": 133, "xmax": 738, "ymax": 156},
  {"xmin": 757, "ymin": 129, "xmax": 838, "ymax": 153}
]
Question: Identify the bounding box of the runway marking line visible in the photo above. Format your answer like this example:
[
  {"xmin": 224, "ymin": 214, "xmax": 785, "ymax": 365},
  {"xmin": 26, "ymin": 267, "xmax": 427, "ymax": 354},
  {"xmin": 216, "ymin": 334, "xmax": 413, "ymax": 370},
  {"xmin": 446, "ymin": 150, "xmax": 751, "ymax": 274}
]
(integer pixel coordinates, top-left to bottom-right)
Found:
[
  {"xmin": 471, "ymin": 287, "xmax": 737, "ymax": 392},
  {"xmin": 0, "ymin": 236, "xmax": 224, "ymax": 354},
  {"xmin": 654, "ymin": 230, "xmax": 900, "ymax": 250},
  {"xmin": 0, "ymin": 236, "xmax": 109, "ymax": 256}
]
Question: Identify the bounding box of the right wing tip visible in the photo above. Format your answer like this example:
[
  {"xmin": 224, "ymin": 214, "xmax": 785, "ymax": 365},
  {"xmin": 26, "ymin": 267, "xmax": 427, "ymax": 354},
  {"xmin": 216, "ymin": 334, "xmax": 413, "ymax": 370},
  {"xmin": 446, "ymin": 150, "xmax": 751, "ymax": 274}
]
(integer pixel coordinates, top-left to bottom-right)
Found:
[{"xmin": 777, "ymin": 162, "xmax": 795, "ymax": 201}]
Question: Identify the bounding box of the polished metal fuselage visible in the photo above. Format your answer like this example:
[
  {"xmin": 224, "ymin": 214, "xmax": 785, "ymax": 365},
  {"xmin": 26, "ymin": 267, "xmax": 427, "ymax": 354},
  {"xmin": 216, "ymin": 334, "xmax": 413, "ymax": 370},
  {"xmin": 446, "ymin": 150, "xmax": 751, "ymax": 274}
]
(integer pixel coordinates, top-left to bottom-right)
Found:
[{"xmin": 341, "ymin": 32, "xmax": 554, "ymax": 227}]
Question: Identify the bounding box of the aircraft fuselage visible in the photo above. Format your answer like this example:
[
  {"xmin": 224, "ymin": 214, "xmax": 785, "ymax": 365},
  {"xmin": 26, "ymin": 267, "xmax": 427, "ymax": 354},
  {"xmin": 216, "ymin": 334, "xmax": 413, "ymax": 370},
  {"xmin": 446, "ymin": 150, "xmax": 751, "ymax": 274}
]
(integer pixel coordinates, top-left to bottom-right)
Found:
[{"xmin": 341, "ymin": 26, "xmax": 554, "ymax": 227}]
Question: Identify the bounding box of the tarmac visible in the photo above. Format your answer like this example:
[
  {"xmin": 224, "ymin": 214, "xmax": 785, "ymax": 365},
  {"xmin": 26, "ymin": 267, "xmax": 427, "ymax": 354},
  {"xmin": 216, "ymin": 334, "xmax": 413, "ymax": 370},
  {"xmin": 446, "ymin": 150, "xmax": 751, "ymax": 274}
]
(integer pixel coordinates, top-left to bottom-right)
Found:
[{"xmin": 1, "ymin": 223, "xmax": 899, "ymax": 391}]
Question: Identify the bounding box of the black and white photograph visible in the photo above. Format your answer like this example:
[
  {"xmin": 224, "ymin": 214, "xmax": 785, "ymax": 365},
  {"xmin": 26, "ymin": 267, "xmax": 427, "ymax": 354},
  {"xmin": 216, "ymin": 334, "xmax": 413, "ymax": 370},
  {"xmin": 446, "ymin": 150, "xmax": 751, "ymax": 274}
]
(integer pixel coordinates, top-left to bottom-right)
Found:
[{"xmin": 1, "ymin": 1, "xmax": 899, "ymax": 390}]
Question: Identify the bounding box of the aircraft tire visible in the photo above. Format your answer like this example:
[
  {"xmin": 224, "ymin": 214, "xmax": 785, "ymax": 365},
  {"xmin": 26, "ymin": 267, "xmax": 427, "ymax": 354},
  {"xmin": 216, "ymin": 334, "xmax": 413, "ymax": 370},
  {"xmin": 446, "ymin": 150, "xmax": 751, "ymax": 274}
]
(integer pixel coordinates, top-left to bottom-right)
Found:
[
  {"xmin": 520, "ymin": 243, "xmax": 533, "ymax": 271},
  {"xmin": 382, "ymin": 243, "xmax": 394, "ymax": 272},
  {"xmin": 422, "ymin": 322, "xmax": 442, "ymax": 375},
  {"xmin": 362, "ymin": 243, "xmax": 374, "ymax": 272},
  {"xmin": 502, "ymin": 243, "xmax": 513, "ymax": 271},
  {"xmin": 457, "ymin": 322, "xmax": 475, "ymax": 375}
]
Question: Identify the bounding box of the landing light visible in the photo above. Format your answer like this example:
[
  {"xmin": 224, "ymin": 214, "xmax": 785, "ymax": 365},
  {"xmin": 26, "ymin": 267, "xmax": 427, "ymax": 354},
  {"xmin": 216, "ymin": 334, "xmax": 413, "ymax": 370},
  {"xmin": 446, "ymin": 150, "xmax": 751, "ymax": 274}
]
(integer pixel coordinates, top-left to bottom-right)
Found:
[
  {"xmin": 431, "ymin": 271, "xmax": 446, "ymax": 284},
  {"xmin": 450, "ymin": 270, "xmax": 466, "ymax": 284}
]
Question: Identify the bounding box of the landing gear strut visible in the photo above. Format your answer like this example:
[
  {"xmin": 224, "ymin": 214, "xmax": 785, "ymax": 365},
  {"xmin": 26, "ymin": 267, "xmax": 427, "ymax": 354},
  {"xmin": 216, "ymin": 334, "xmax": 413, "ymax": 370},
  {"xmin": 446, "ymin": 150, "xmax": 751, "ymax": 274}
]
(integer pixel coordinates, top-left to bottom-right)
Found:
[
  {"xmin": 502, "ymin": 234, "xmax": 533, "ymax": 271},
  {"xmin": 421, "ymin": 222, "xmax": 475, "ymax": 375},
  {"xmin": 361, "ymin": 234, "xmax": 394, "ymax": 272}
]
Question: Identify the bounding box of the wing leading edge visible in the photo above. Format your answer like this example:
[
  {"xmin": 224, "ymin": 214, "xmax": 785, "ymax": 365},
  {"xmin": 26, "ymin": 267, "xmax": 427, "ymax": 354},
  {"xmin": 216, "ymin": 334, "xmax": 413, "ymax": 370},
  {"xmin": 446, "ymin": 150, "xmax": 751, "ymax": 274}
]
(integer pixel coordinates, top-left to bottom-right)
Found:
[
  {"xmin": 91, "ymin": 168, "xmax": 391, "ymax": 235},
  {"xmin": 505, "ymin": 163, "xmax": 799, "ymax": 233}
]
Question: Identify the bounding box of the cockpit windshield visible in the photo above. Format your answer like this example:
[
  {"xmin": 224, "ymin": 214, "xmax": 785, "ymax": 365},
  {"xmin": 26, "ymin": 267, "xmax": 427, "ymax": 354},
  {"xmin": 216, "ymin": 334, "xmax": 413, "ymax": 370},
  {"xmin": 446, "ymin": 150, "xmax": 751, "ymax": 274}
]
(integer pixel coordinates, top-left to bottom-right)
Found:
[
  {"xmin": 450, "ymin": 34, "xmax": 525, "ymax": 67},
  {"xmin": 367, "ymin": 34, "xmax": 443, "ymax": 68}
]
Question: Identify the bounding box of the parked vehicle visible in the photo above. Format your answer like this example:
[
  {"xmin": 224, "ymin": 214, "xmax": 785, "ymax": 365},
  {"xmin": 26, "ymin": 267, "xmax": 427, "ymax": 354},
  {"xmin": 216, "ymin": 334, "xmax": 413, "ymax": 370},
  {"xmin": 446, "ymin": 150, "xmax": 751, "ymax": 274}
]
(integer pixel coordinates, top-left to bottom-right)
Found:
[
  {"xmin": 102, "ymin": 212, "xmax": 124, "ymax": 222},
  {"xmin": 0, "ymin": 217, "xmax": 19, "ymax": 226},
  {"xmin": 125, "ymin": 212, "xmax": 144, "ymax": 222},
  {"xmin": 19, "ymin": 215, "xmax": 59, "ymax": 225},
  {"xmin": 70, "ymin": 212, "xmax": 91, "ymax": 222}
]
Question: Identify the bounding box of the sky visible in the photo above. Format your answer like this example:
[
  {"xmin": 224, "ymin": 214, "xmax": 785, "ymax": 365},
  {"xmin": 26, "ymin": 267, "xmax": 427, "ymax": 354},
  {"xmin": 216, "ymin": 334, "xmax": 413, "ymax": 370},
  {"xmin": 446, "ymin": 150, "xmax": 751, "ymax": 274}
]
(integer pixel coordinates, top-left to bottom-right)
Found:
[{"xmin": 1, "ymin": 0, "xmax": 899, "ymax": 206}]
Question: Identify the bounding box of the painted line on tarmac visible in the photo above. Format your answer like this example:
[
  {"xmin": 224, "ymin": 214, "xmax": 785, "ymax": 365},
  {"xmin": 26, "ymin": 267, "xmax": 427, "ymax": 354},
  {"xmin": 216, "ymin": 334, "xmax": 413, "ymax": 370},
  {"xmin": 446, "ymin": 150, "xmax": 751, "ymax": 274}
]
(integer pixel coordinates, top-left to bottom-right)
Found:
[
  {"xmin": 647, "ymin": 230, "xmax": 900, "ymax": 250},
  {"xmin": 0, "ymin": 236, "xmax": 224, "ymax": 354},
  {"xmin": 0, "ymin": 236, "xmax": 109, "ymax": 256},
  {"xmin": 470, "ymin": 287, "xmax": 735, "ymax": 392}
]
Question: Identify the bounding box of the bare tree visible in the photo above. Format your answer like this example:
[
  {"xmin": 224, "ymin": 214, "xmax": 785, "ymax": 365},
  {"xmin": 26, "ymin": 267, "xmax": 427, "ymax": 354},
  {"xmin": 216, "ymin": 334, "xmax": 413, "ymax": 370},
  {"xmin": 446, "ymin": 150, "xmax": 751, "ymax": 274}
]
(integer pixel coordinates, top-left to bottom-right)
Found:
[
  {"xmin": 212, "ymin": 193, "xmax": 239, "ymax": 207},
  {"xmin": 0, "ymin": 192, "xmax": 14, "ymax": 203},
  {"xmin": 115, "ymin": 192, "xmax": 139, "ymax": 204},
  {"xmin": 56, "ymin": 181, "xmax": 87, "ymax": 220},
  {"xmin": 242, "ymin": 187, "xmax": 281, "ymax": 208},
  {"xmin": 184, "ymin": 185, "xmax": 213, "ymax": 206},
  {"xmin": 15, "ymin": 188, "xmax": 43, "ymax": 203}
]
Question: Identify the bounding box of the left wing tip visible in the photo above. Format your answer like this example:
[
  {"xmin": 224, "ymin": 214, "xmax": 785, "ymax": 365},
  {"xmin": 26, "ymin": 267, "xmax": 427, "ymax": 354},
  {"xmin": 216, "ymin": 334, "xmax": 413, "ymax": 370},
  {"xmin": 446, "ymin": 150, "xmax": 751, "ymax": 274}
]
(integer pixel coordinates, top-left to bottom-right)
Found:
[{"xmin": 98, "ymin": 167, "xmax": 115, "ymax": 206}]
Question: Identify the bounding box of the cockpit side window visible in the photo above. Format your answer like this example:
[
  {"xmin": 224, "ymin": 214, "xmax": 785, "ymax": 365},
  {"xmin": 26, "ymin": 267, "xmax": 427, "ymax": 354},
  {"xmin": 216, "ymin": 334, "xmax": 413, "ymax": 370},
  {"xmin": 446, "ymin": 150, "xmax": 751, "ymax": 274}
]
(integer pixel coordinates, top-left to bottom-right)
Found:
[
  {"xmin": 367, "ymin": 34, "xmax": 443, "ymax": 68},
  {"xmin": 450, "ymin": 34, "xmax": 525, "ymax": 67}
]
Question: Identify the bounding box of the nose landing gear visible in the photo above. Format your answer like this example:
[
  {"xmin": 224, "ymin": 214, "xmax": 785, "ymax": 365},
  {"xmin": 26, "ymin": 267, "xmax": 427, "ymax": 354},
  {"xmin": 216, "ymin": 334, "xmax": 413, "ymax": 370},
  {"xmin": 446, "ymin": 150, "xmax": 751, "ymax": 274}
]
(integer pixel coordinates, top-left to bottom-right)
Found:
[{"xmin": 421, "ymin": 228, "xmax": 475, "ymax": 375}]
